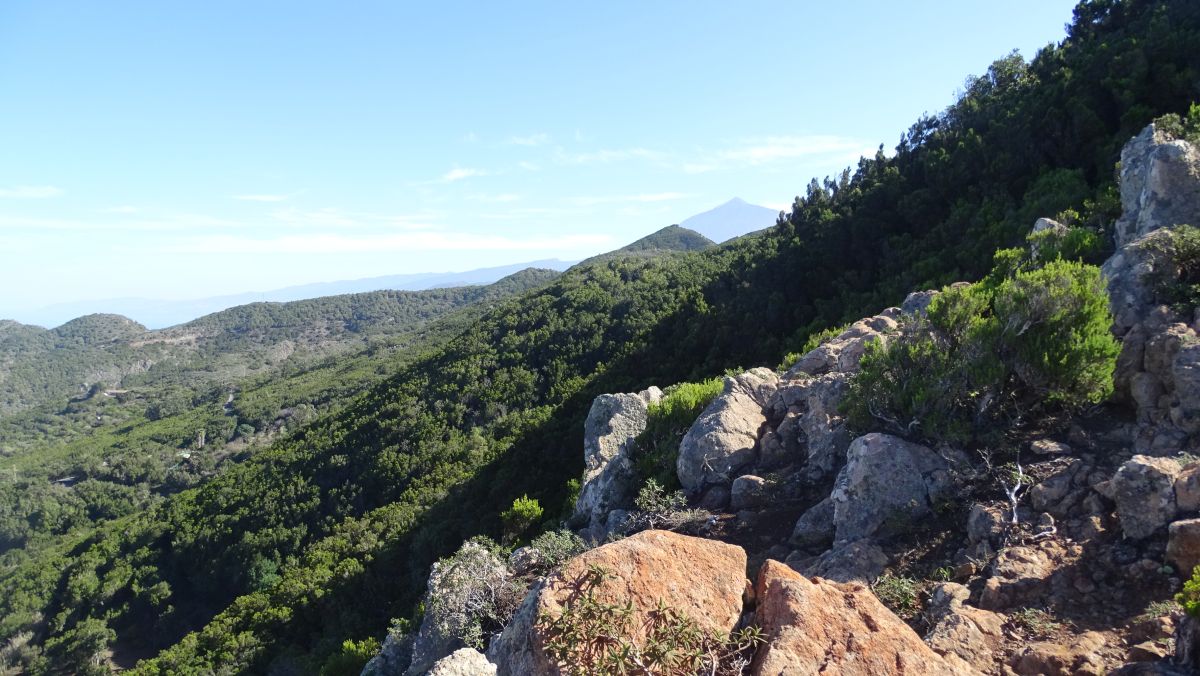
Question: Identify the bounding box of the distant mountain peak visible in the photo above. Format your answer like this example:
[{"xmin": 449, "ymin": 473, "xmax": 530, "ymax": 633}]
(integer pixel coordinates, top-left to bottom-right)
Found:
[{"xmin": 678, "ymin": 198, "xmax": 778, "ymax": 244}]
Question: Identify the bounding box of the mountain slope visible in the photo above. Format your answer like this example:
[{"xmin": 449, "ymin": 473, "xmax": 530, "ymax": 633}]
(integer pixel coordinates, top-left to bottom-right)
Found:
[
  {"xmin": 2, "ymin": 2, "xmax": 1199, "ymax": 673},
  {"xmin": 679, "ymin": 197, "xmax": 780, "ymax": 243},
  {"xmin": 0, "ymin": 269, "xmax": 561, "ymax": 418},
  {"xmin": 577, "ymin": 224, "xmax": 714, "ymax": 266}
]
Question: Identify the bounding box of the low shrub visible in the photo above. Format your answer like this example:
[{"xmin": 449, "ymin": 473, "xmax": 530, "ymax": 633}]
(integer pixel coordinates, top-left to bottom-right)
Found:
[
  {"xmin": 872, "ymin": 573, "xmax": 921, "ymax": 620},
  {"xmin": 626, "ymin": 479, "xmax": 711, "ymax": 535},
  {"xmin": 423, "ymin": 537, "xmax": 525, "ymax": 651}
]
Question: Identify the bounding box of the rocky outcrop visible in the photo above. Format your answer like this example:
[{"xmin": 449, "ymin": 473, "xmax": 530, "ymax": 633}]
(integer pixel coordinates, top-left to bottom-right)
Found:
[
  {"xmin": 1114, "ymin": 123, "xmax": 1200, "ymax": 249},
  {"xmin": 789, "ymin": 496, "xmax": 835, "ymax": 549},
  {"xmin": 764, "ymin": 372, "xmax": 852, "ymax": 482},
  {"xmin": 361, "ymin": 633, "xmax": 414, "ymax": 676},
  {"xmin": 1168, "ymin": 518, "xmax": 1200, "ymax": 578},
  {"xmin": 677, "ymin": 369, "xmax": 776, "ymax": 494},
  {"xmin": 830, "ymin": 432, "xmax": 957, "ymax": 542},
  {"xmin": 488, "ymin": 530, "xmax": 747, "ymax": 676},
  {"xmin": 783, "ymin": 311, "xmax": 899, "ymax": 378},
  {"xmin": 1101, "ymin": 123, "xmax": 1200, "ymax": 449},
  {"xmin": 750, "ymin": 560, "xmax": 976, "ymax": 675},
  {"xmin": 427, "ymin": 649, "xmax": 496, "ymax": 676},
  {"xmin": 574, "ymin": 387, "xmax": 663, "ymax": 540}
]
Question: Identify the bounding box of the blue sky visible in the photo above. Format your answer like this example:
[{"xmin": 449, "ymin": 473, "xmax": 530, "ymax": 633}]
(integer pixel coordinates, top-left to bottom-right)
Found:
[{"xmin": 0, "ymin": 1, "xmax": 1079, "ymax": 316}]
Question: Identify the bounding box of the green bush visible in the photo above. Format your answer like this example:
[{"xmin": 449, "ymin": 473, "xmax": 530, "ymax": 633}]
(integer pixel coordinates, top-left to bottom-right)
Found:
[
  {"xmin": 501, "ymin": 495, "xmax": 543, "ymax": 544},
  {"xmin": 1178, "ymin": 565, "xmax": 1200, "ymax": 617},
  {"xmin": 1156, "ymin": 102, "xmax": 1200, "ymax": 145},
  {"xmin": 847, "ymin": 256, "xmax": 1118, "ymax": 444},
  {"xmin": 632, "ymin": 378, "xmax": 723, "ymax": 490},
  {"xmin": 319, "ymin": 638, "xmax": 380, "ymax": 676}
]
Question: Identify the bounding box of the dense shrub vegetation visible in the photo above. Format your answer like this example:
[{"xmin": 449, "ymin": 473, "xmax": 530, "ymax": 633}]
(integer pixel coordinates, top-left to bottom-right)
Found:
[
  {"xmin": 633, "ymin": 378, "xmax": 725, "ymax": 490},
  {"xmin": 847, "ymin": 244, "xmax": 1120, "ymax": 444},
  {"xmin": 1, "ymin": 1, "xmax": 1198, "ymax": 673}
]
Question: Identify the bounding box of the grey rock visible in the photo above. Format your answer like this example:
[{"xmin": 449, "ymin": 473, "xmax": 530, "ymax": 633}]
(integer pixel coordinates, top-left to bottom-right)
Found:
[
  {"xmin": 361, "ymin": 633, "xmax": 414, "ymax": 676},
  {"xmin": 782, "ymin": 314, "xmax": 898, "ymax": 379},
  {"xmin": 789, "ymin": 497, "xmax": 835, "ymax": 549},
  {"xmin": 676, "ymin": 370, "xmax": 776, "ymax": 494},
  {"xmin": 830, "ymin": 433, "xmax": 954, "ymax": 542},
  {"xmin": 574, "ymin": 387, "xmax": 662, "ymax": 533},
  {"xmin": 1111, "ymin": 454, "xmax": 1182, "ymax": 539},
  {"xmin": 785, "ymin": 539, "xmax": 888, "ymax": 583},
  {"xmin": 697, "ymin": 485, "xmax": 730, "ymax": 511},
  {"xmin": 1173, "ymin": 341, "xmax": 1200, "ymax": 433},
  {"xmin": 1177, "ymin": 463, "xmax": 1200, "ymax": 513},
  {"xmin": 729, "ymin": 474, "xmax": 768, "ymax": 511},
  {"xmin": 427, "ymin": 648, "xmax": 496, "ymax": 676},
  {"xmin": 901, "ymin": 289, "xmax": 939, "ymax": 316},
  {"xmin": 1114, "ymin": 123, "xmax": 1200, "ymax": 249},
  {"xmin": 766, "ymin": 373, "xmax": 852, "ymax": 482},
  {"xmin": 966, "ymin": 503, "xmax": 1007, "ymax": 545}
]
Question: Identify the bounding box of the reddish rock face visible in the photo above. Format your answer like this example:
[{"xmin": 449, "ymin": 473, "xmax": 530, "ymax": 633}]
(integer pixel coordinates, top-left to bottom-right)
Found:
[
  {"xmin": 750, "ymin": 560, "xmax": 978, "ymax": 676},
  {"xmin": 488, "ymin": 529, "xmax": 748, "ymax": 675}
]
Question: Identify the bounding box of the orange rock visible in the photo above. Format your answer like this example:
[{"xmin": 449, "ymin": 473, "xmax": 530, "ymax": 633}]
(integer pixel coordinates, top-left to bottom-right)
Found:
[
  {"xmin": 750, "ymin": 560, "xmax": 978, "ymax": 675},
  {"xmin": 488, "ymin": 529, "xmax": 748, "ymax": 675}
]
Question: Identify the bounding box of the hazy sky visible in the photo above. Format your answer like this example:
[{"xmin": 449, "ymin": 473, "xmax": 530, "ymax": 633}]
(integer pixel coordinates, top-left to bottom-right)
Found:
[{"xmin": 0, "ymin": 1, "xmax": 1079, "ymax": 313}]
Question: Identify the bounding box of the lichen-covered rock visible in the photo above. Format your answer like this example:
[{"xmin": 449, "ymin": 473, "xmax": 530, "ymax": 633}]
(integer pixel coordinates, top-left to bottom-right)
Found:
[
  {"xmin": 924, "ymin": 582, "xmax": 1005, "ymax": 672},
  {"xmin": 750, "ymin": 560, "xmax": 976, "ymax": 675},
  {"xmin": 1113, "ymin": 123, "xmax": 1200, "ymax": 249},
  {"xmin": 574, "ymin": 387, "xmax": 662, "ymax": 537},
  {"xmin": 1111, "ymin": 455, "xmax": 1181, "ymax": 539},
  {"xmin": 427, "ymin": 648, "xmax": 496, "ymax": 676},
  {"xmin": 487, "ymin": 530, "xmax": 747, "ymax": 676},
  {"xmin": 676, "ymin": 369, "xmax": 776, "ymax": 494},
  {"xmin": 966, "ymin": 503, "xmax": 1007, "ymax": 545},
  {"xmin": 1177, "ymin": 462, "xmax": 1200, "ymax": 513},
  {"xmin": 830, "ymin": 433, "xmax": 955, "ymax": 542},
  {"xmin": 901, "ymin": 289, "xmax": 939, "ymax": 316}
]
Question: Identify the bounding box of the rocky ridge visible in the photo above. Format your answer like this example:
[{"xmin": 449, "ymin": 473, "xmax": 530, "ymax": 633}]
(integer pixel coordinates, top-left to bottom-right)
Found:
[{"xmin": 366, "ymin": 122, "xmax": 1200, "ymax": 675}]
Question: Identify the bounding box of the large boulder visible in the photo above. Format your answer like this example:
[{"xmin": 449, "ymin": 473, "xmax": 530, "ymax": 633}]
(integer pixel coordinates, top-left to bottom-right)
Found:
[
  {"xmin": 574, "ymin": 387, "xmax": 662, "ymax": 538},
  {"xmin": 487, "ymin": 530, "xmax": 747, "ymax": 676},
  {"xmin": 766, "ymin": 373, "xmax": 852, "ymax": 481},
  {"xmin": 1113, "ymin": 123, "xmax": 1200, "ymax": 249},
  {"xmin": 750, "ymin": 560, "xmax": 976, "ymax": 675},
  {"xmin": 830, "ymin": 433, "xmax": 956, "ymax": 542},
  {"xmin": 361, "ymin": 633, "xmax": 414, "ymax": 676},
  {"xmin": 789, "ymin": 496, "xmax": 835, "ymax": 549},
  {"xmin": 1110, "ymin": 455, "xmax": 1181, "ymax": 539},
  {"xmin": 676, "ymin": 369, "xmax": 777, "ymax": 494}
]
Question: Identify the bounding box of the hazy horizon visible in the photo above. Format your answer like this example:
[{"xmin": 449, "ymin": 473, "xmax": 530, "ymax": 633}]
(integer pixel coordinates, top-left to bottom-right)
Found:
[{"xmin": 1, "ymin": 1, "xmax": 1078, "ymax": 315}]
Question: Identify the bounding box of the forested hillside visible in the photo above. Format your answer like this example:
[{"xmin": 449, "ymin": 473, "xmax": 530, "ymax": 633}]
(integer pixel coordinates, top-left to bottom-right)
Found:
[
  {"xmin": 0, "ymin": 268, "xmax": 559, "ymax": 419},
  {"xmin": 2, "ymin": 1, "xmax": 1198, "ymax": 674}
]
